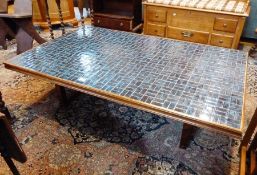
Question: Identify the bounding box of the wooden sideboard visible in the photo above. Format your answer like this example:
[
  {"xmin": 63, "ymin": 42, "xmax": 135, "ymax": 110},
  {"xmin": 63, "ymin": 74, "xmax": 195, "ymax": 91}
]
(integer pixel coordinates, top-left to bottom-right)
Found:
[
  {"xmin": 90, "ymin": 0, "xmax": 142, "ymax": 32},
  {"xmin": 32, "ymin": 0, "xmax": 78, "ymax": 29},
  {"xmin": 143, "ymin": 1, "xmax": 250, "ymax": 49}
]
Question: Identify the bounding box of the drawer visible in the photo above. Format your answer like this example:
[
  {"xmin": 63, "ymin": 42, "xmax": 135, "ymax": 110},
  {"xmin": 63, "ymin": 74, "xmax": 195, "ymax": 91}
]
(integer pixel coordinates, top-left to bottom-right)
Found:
[
  {"xmin": 210, "ymin": 34, "xmax": 233, "ymax": 48},
  {"xmin": 93, "ymin": 16, "xmax": 132, "ymax": 31},
  {"xmin": 213, "ymin": 18, "xmax": 238, "ymax": 33},
  {"xmin": 147, "ymin": 6, "xmax": 167, "ymax": 23},
  {"xmin": 146, "ymin": 23, "xmax": 166, "ymax": 37},
  {"xmin": 167, "ymin": 27, "xmax": 209, "ymax": 44},
  {"xmin": 167, "ymin": 9, "xmax": 214, "ymax": 32}
]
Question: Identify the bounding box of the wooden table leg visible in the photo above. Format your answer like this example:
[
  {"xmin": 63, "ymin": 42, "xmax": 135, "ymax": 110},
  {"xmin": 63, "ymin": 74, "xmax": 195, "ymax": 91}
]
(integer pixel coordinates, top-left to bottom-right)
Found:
[
  {"xmin": 78, "ymin": 0, "xmax": 85, "ymax": 25},
  {"xmin": 16, "ymin": 28, "xmax": 33, "ymax": 55},
  {"xmin": 0, "ymin": 18, "xmax": 15, "ymax": 50},
  {"xmin": 0, "ymin": 92, "xmax": 11, "ymax": 120},
  {"xmin": 179, "ymin": 123, "xmax": 198, "ymax": 149},
  {"xmin": 13, "ymin": 18, "xmax": 46, "ymax": 44},
  {"xmin": 55, "ymin": 85, "xmax": 67, "ymax": 105}
]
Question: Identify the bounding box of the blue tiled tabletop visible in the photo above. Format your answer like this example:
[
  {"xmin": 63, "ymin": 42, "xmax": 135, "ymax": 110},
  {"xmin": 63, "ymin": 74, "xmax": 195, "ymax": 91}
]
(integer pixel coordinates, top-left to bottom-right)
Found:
[{"xmin": 4, "ymin": 26, "xmax": 248, "ymax": 135}]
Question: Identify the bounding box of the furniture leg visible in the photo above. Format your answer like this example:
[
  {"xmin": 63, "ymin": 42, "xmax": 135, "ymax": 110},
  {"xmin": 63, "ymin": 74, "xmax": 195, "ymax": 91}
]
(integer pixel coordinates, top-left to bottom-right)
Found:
[
  {"xmin": 55, "ymin": 85, "xmax": 67, "ymax": 104},
  {"xmin": 0, "ymin": 92, "xmax": 11, "ymax": 120},
  {"xmin": 78, "ymin": 0, "xmax": 85, "ymax": 25},
  {"xmin": 44, "ymin": 0, "xmax": 54, "ymax": 39},
  {"xmin": 0, "ymin": 113, "xmax": 27, "ymax": 174},
  {"xmin": 13, "ymin": 18, "xmax": 46, "ymax": 44},
  {"xmin": 0, "ymin": 18, "xmax": 7, "ymax": 50},
  {"xmin": 55, "ymin": 0, "xmax": 66, "ymax": 35},
  {"xmin": 179, "ymin": 123, "xmax": 198, "ymax": 149},
  {"xmin": 1, "ymin": 153, "xmax": 20, "ymax": 175},
  {"xmin": 15, "ymin": 28, "xmax": 33, "ymax": 55},
  {"xmin": 0, "ymin": 18, "xmax": 15, "ymax": 50}
]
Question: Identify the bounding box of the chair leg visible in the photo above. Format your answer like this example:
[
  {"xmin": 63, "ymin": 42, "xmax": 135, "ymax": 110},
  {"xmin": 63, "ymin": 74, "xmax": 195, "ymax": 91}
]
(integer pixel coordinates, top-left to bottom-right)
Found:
[
  {"xmin": 15, "ymin": 28, "xmax": 33, "ymax": 55},
  {"xmin": 78, "ymin": 0, "xmax": 85, "ymax": 26},
  {"xmin": 44, "ymin": 0, "xmax": 54, "ymax": 39},
  {"xmin": 0, "ymin": 92, "xmax": 11, "ymax": 120},
  {"xmin": 13, "ymin": 18, "xmax": 46, "ymax": 44},
  {"xmin": 2, "ymin": 156, "xmax": 20, "ymax": 175},
  {"xmin": 55, "ymin": 0, "xmax": 65, "ymax": 35},
  {"xmin": 0, "ymin": 145, "xmax": 20, "ymax": 175}
]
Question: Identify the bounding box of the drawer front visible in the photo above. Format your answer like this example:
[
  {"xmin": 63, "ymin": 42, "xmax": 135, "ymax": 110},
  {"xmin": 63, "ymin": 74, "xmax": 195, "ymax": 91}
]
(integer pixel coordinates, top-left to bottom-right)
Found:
[
  {"xmin": 213, "ymin": 18, "xmax": 238, "ymax": 33},
  {"xmin": 146, "ymin": 23, "xmax": 166, "ymax": 37},
  {"xmin": 210, "ymin": 34, "xmax": 233, "ymax": 48},
  {"xmin": 167, "ymin": 27, "xmax": 209, "ymax": 44},
  {"xmin": 93, "ymin": 16, "xmax": 132, "ymax": 31},
  {"xmin": 167, "ymin": 9, "xmax": 214, "ymax": 32},
  {"xmin": 147, "ymin": 6, "xmax": 167, "ymax": 23}
]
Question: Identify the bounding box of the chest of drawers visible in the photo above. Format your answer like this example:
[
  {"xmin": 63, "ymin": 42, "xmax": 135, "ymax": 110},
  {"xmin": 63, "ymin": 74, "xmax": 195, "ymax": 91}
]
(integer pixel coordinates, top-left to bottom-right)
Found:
[{"xmin": 143, "ymin": 1, "xmax": 250, "ymax": 48}]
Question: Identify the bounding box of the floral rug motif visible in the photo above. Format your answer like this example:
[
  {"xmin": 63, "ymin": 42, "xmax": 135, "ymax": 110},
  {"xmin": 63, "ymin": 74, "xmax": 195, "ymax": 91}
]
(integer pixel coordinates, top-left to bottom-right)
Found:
[
  {"xmin": 56, "ymin": 93, "xmax": 168, "ymax": 144},
  {"xmin": 132, "ymin": 156, "xmax": 198, "ymax": 175}
]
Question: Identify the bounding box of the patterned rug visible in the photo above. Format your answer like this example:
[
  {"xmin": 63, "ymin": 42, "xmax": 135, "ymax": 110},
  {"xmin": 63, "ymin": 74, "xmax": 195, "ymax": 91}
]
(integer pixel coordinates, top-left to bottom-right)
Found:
[{"xmin": 0, "ymin": 26, "xmax": 257, "ymax": 175}]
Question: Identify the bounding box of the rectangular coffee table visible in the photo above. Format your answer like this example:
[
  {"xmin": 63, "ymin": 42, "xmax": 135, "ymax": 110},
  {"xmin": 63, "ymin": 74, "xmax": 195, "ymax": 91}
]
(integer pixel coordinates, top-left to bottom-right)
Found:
[{"xmin": 4, "ymin": 26, "xmax": 248, "ymax": 148}]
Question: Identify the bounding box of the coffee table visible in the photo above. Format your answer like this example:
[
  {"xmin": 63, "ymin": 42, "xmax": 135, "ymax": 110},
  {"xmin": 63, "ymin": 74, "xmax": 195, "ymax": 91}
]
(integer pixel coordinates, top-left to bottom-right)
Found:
[{"xmin": 4, "ymin": 26, "xmax": 248, "ymax": 148}]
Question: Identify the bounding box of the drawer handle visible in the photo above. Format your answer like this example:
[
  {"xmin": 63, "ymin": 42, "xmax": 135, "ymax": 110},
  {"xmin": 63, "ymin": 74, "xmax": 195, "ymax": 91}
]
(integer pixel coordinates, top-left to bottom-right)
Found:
[
  {"xmin": 155, "ymin": 13, "xmax": 159, "ymax": 18},
  {"xmin": 181, "ymin": 31, "xmax": 193, "ymax": 38},
  {"xmin": 154, "ymin": 29, "xmax": 158, "ymax": 33},
  {"xmin": 97, "ymin": 19, "xmax": 100, "ymax": 24},
  {"xmin": 120, "ymin": 22, "xmax": 124, "ymax": 27},
  {"xmin": 223, "ymin": 23, "xmax": 227, "ymax": 28},
  {"xmin": 219, "ymin": 40, "xmax": 223, "ymax": 44}
]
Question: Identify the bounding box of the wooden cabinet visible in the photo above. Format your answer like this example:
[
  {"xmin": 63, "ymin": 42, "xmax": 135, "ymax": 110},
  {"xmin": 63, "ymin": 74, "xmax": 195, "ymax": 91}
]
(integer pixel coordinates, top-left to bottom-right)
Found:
[
  {"xmin": 32, "ymin": 0, "xmax": 78, "ymax": 29},
  {"xmin": 143, "ymin": 2, "xmax": 250, "ymax": 49},
  {"xmin": 90, "ymin": 0, "xmax": 142, "ymax": 32}
]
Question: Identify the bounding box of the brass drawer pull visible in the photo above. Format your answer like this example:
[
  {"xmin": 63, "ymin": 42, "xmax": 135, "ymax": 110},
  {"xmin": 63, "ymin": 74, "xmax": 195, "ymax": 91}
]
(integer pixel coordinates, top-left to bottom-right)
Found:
[
  {"xmin": 219, "ymin": 40, "xmax": 223, "ymax": 44},
  {"xmin": 181, "ymin": 31, "xmax": 193, "ymax": 37},
  {"xmin": 154, "ymin": 29, "xmax": 158, "ymax": 33},
  {"xmin": 155, "ymin": 13, "xmax": 159, "ymax": 18},
  {"xmin": 120, "ymin": 22, "xmax": 124, "ymax": 27},
  {"xmin": 97, "ymin": 19, "xmax": 100, "ymax": 24},
  {"xmin": 223, "ymin": 23, "xmax": 227, "ymax": 28}
]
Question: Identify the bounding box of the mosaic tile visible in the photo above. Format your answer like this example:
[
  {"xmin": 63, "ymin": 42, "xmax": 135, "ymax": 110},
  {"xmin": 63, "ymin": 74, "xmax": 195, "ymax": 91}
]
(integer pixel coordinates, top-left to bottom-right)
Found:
[{"xmin": 6, "ymin": 26, "xmax": 248, "ymax": 129}]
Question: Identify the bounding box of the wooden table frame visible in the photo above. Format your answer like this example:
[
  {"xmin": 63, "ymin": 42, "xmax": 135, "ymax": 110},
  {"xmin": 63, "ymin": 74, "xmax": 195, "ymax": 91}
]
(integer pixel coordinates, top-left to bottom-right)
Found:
[
  {"xmin": 4, "ymin": 62, "xmax": 246, "ymax": 148},
  {"xmin": 240, "ymin": 107, "xmax": 257, "ymax": 175},
  {"xmin": 3, "ymin": 26, "xmax": 248, "ymax": 149}
]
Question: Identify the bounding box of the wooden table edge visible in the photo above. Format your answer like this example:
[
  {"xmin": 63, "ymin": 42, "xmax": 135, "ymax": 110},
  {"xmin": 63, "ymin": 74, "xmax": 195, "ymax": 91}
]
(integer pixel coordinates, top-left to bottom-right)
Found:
[
  {"xmin": 240, "ymin": 52, "xmax": 250, "ymax": 132},
  {"xmin": 0, "ymin": 13, "xmax": 32, "ymax": 18},
  {"xmin": 4, "ymin": 61, "xmax": 243, "ymax": 139}
]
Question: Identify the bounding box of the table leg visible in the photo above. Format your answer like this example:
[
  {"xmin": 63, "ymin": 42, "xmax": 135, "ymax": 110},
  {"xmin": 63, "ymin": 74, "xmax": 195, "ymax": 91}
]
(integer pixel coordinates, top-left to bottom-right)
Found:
[
  {"xmin": 0, "ymin": 18, "xmax": 15, "ymax": 50},
  {"xmin": 179, "ymin": 123, "xmax": 198, "ymax": 149},
  {"xmin": 0, "ymin": 92, "xmax": 11, "ymax": 120},
  {"xmin": 15, "ymin": 28, "xmax": 33, "ymax": 55},
  {"xmin": 13, "ymin": 18, "xmax": 46, "ymax": 44},
  {"xmin": 55, "ymin": 85, "xmax": 67, "ymax": 104}
]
